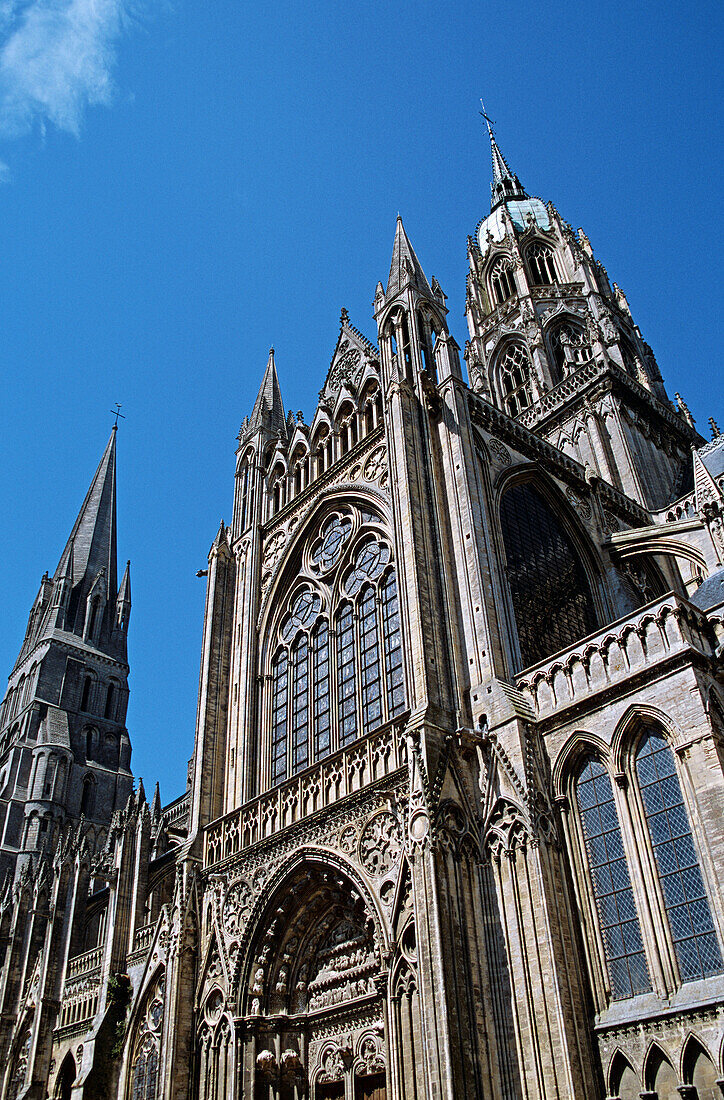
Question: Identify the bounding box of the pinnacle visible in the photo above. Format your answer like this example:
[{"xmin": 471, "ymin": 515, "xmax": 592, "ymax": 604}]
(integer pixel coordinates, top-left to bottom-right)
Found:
[
  {"xmin": 247, "ymin": 347, "xmax": 287, "ymax": 437},
  {"xmin": 386, "ymin": 216, "xmax": 432, "ymax": 298}
]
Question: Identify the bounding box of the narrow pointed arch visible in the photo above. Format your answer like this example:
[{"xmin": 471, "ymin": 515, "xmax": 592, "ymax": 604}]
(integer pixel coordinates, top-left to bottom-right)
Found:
[
  {"xmin": 643, "ymin": 1041, "xmax": 678, "ymax": 1095},
  {"xmin": 607, "ymin": 1049, "xmax": 639, "ymax": 1098},
  {"xmin": 552, "ymin": 730, "xmax": 612, "ymax": 800},
  {"xmin": 681, "ymin": 1033, "xmax": 717, "ymax": 1086},
  {"xmin": 610, "ymin": 704, "xmax": 682, "ymax": 775}
]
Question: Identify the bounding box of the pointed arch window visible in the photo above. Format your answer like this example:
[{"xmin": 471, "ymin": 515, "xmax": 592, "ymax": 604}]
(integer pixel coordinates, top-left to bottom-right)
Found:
[
  {"xmin": 526, "ymin": 241, "xmax": 558, "ymax": 285},
  {"xmin": 489, "ymin": 256, "xmax": 516, "ymax": 305},
  {"xmin": 381, "ymin": 571, "xmax": 405, "ymax": 717},
  {"xmin": 500, "ymin": 482, "xmax": 598, "ymax": 669},
  {"xmin": 266, "ymin": 525, "xmax": 407, "ymax": 786},
  {"xmin": 290, "ymin": 635, "xmax": 310, "ymax": 773},
  {"xmin": 635, "ymin": 728, "xmax": 722, "ymax": 982},
  {"xmin": 359, "ymin": 585, "xmax": 382, "ymax": 733},
  {"xmin": 131, "ymin": 1037, "xmax": 159, "ymax": 1100},
  {"xmin": 575, "ymin": 757, "xmax": 651, "ymax": 1000},
  {"xmin": 548, "ymin": 319, "xmax": 592, "ymax": 381},
  {"xmin": 498, "ymin": 342, "xmax": 534, "ymax": 417},
  {"xmin": 80, "ymin": 674, "xmax": 93, "ymax": 713}
]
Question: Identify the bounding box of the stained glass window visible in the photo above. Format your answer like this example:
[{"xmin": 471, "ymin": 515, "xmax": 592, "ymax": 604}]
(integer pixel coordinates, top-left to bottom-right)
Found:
[
  {"xmin": 359, "ymin": 586, "xmax": 382, "ymax": 733},
  {"xmin": 345, "ymin": 538, "xmax": 390, "ymax": 596},
  {"xmin": 290, "ymin": 635, "xmax": 310, "ymax": 774},
  {"xmin": 310, "ymin": 513, "xmax": 353, "ymax": 573},
  {"xmin": 270, "ymin": 651, "xmax": 288, "ymax": 785},
  {"xmin": 337, "ymin": 603, "xmax": 357, "ymax": 746},
  {"xmin": 575, "ymin": 758, "xmax": 651, "ymax": 1000},
  {"xmin": 312, "ymin": 620, "xmax": 331, "ymax": 761},
  {"xmin": 381, "ymin": 571, "xmax": 405, "ymax": 716},
  {"xmin": 635, "ymin": 729, "xmax": 723, "ymax": 982},
  {"xmin": 500, "ymin": 482, "xmax": 598, "ymax": 669},
  {"xmin": 498, "ymin": 342, "xmax": 534, "ymax": 417}
]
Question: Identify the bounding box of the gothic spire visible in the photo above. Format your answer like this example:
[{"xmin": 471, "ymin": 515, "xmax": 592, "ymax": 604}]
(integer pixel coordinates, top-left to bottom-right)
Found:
[
  {"xmin": 480, "ymin": 103, "xmax": 527, "ymax": 212},
  {"xmin": 248, "ymin": 348, "xmax": 287, "ymax": 437},
  {"xmin": 54, "ymin": 429, "xmax": 118, "ymax": 596},
  {"xmin": 386, "ymin": 216, "xmax": 432, "ymax": 298},
  {"xmin": 116, "ymin": 559, "xmax": 131, "ymax": 632}
]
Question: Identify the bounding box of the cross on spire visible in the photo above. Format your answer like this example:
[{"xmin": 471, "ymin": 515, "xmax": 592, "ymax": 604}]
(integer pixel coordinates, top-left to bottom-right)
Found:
[{"xmin": 110, "ymin": 403, "xmax": 126, "ymax": 429}]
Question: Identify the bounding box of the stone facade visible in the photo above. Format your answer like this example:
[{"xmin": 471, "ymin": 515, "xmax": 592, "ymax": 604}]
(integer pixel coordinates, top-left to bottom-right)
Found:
[{"xmin": 1, "ymin": 123, "xmax": 723, "ymax": 1100}]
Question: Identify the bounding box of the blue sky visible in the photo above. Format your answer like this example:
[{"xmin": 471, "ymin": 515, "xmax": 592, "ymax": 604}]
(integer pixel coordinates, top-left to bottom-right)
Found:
[{"xmin": 0, "ymin": 0, "xmax": 721, "ymax": 805}]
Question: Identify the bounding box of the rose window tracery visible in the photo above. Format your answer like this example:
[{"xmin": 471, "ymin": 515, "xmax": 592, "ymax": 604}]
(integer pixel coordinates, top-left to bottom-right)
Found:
[
  {"xmin": 359, "ymin": 811, "xmax": 402, "ymax": 876},
  {"xmin": 310, "ymin": 513, "xmax": 353, "ymax": 573}
]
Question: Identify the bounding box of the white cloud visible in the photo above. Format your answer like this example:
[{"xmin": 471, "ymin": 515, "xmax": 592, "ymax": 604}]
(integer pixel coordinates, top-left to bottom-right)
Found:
[{"xmin": 0, "ymin": 0, "xmax": 155, "ymax": 142}]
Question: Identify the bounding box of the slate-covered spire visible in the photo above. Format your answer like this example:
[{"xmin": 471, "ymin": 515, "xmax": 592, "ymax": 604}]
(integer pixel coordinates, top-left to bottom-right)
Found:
[
  {"xmin": 248, "ymin": 348, "xmax": 287, "ymax": 437},
  {"xmin": 480, "ymin": 105, "xmax": 527, "ymax": 212},
  {"xmin": 386, "ymin": 216, "xmax": 432, "ymax": 298},
  {"xmin": 52, "ymin": 428, "xmax": 118, "ymax": 637}
]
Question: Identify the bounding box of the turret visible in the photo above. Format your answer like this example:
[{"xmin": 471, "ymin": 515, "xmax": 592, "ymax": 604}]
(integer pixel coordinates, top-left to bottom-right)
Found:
[{"xmin": 465, "ymin": 113, "xmax": 700, "ymax": 511}]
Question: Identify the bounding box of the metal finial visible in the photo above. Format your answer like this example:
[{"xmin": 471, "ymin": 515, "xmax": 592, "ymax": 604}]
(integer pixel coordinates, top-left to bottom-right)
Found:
[{"xmin": 110, "ymin": 403, "xmax": 126, "ymax": 429}]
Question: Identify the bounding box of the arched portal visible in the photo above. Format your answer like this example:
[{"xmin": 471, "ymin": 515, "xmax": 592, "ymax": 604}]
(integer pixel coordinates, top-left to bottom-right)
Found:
[
  {"xmin": 55, "ymin": 1053, "xmax": 77, "ymax": 1100},
  {"xmin": 236, "ymin": 859, "xmax": 389, "ymax": 1100}
]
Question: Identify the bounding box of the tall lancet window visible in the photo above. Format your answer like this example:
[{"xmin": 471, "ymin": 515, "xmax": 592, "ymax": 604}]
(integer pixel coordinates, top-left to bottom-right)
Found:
[
  {"xmin": 265, "ymin": 510, "xmax": 407, "ymax": 788},
  {"xmin": 500, "ymin": 482, "xmax": 598, "ymax": 669},
  {"xmin": 489, "ymin": 255, "xmax": 516, "ymax": 305},
  {"xmin": 575, "ymin": 758, "xmax": 651, "ymax": 1000},
  {"xmin": 381, "ymin": 571, "xmax": 405, "ymax": 717},
  {"xmin": 635, "ymin": 729, "xmax": 723, "ymax": 982},
  {"xmin": 337, "ymin": 602, "xmax": 357, "ymax": 746},
  {"xmin": 270, "ymin": 650, "xmax": 289, "ymax": 786},
  {"xmin": 312, "ymin": 620, "xmax": 331, "ymax": 761}
]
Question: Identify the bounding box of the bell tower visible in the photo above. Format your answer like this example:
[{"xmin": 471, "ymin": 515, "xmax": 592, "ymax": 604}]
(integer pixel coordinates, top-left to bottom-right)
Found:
[
  {"xmin": 0, "ymin": 428, "xmax": 133, "ymax": 880},
  {"xmin": 465, "ymin": 112, "xmax": 699, "ymax": 510}
]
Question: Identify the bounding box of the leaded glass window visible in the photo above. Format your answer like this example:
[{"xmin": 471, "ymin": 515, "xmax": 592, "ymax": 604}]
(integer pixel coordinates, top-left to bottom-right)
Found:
[
  {"xmin": 359, "ymin": 586, "xmax": 382, "ymax": 733},
  {"xmin": 267, "ymin": 522, "xmax": 407, "ymax": 785},
  {"xmin": 131, "ymin": 1038, "xmax": 158, "ymax": 1100},
  {"xmin": 575, "ymin": 758, "xmax": 651, "ymax": 1000},
  {"xmin": 526, "ymin": 241, "xmax": 558, "ymax": 285},
  {"xmin": 291, "ymin": 636, "xmax": 310, "ymax": 773},
  {"xmin": 310, "ymin": 513, "xmax": 353, "ymax": 573},
  {"xmin": 337, "ymin": 602, "xmax": 357, "ymax": 746},
  {"xmin": 312, "ymin": 620, "xmax": 331, "ymax": 760},
  {"xmin": 500, "ymin": 482, "xmax": 598, "ymax": 668},
  {"xmin": 498, "ymin": 342, "xmax": 534, "ymax": 417},
  {"xmin": 635, "ymin": 729, "xmax": 723, "ymax": 982},
  {"xmin": 489, "ymin": 256, "xmax": 516, "ymax": 305},
  {"xmin": 270, "ymin": 651, "xmax": 288, "ymax": 785},
  {"xmin": 381, "ymin": 571, "xmax": 405, "ymax": 717}
]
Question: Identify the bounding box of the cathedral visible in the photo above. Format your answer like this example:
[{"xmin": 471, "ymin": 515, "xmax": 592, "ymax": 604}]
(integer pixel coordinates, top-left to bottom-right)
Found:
[{"xmin": 1, "ymin": 118, "xmax": 724, "ymax": 1100}]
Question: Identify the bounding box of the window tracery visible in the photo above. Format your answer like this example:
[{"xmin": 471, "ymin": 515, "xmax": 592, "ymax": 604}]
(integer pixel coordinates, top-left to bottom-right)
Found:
[
  {"xmin": 497, "ymin": 342, "xmax": 534, "ymax": 417},
  {"xmin": 266, "ymin": 521, "xmax": 405, "ymax": 786},
  {"xmin": 526, "ymin": 240, "xmax": 558, "ymax": 285},
  {"xmin": 489, "ymin": 255, "xmax": 516, "ymax": 305}
]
